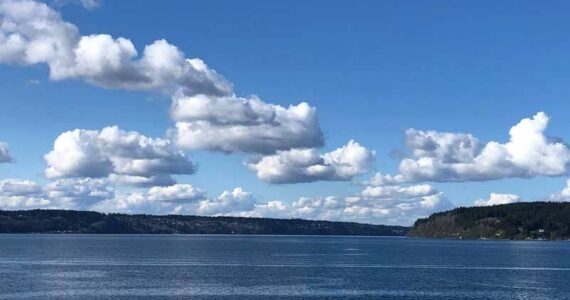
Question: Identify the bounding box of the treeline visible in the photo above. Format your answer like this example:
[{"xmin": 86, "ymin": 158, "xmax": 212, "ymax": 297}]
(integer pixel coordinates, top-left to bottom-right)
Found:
[
  {"xmin": 0, "ymin": 209, "xmax": 409, "ymax": 236},
  {"xmin": 408, "ymin": 202, "xmax": 570, "ymax": 240}
]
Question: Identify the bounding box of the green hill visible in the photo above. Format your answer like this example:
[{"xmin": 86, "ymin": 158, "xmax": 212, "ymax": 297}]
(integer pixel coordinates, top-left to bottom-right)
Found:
[
  {"xmin": 0, "ymin": 209, "xmax": 409, "ymax": 236},
  {"xmin": 408, "ymin": 202, "xmax": 570, "ymax": 240}
]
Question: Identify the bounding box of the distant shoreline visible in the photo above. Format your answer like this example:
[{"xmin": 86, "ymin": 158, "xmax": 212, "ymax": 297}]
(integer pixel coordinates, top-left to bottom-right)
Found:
[{"xmin": 0, "ymin": 209, "xmax": 409, "ymax": 236}]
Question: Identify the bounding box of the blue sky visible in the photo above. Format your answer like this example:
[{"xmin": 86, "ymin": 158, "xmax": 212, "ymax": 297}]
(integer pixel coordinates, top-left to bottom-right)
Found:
[{"xmin": 1, "ymin": 0, "xmax": 570, "ymax": 224}]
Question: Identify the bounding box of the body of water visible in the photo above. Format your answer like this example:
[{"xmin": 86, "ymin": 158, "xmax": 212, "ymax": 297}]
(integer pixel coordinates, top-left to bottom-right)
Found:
[{"xmin": 0, "ymin": 235, "xmax": 569, "ymax": 299}]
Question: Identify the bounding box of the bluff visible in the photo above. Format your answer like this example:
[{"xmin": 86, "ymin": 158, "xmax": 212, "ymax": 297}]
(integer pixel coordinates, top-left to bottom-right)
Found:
[{"xmin": 408, "ymin": 202, "xmax": 570, "ymax": 240}]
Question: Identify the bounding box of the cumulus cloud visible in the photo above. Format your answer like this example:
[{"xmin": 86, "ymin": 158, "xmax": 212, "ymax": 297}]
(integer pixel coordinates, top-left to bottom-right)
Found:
[
  {"xmin": 372, "ymin": 112, "xmax": 570, "ymax": 185},
  {"xmin": 247, "ymin": 140, "xmax": 374, "ymax": 183},
  {"xmin": 88, "ymin": 173, "xmax": 448, "ymax": 225},
  {"xmin": 0, "ymin": 178, "xmax": 112, "ymax": 209},
  {"xmin": 44, "ymin": 126, "xmax": 196, "ymax": 186},
  {"xmin": 171, "ymin": 95, "xmax": 324, "ymax": 154},
  {"xmin": 362, "ymin": 172, "xmax": 405, "ymax": 186},
  {"xmin": 549, "ymin": 179, "xmax": 570, "ymax": 202},
  {"xmin": 0, "ymin": 141, "xmax": 13, "ymax": 163},
  {"xmin": 238, "ymin": 183, "xmax": 452, "ymax": 225},
  {"xmin": 0, "ymin": 179, "xmax": 46, "ymax": 210},
  {"xmin": 0, "ymin": 180, "xmax": 208, "ymax": 213},
  {"xmin": 44, "ymin": 178, "xmax": 113, "ymax": 206},
  {"xmin": 0, "ymin": 179, "xmax": 42, "ymax": 196},
  {"xmin": 91, "ymin": 192, "xmax": 176, "ymax": 215},
  {"xmin": 0, "ymin": 176, "xmax": 451, "ymax": 225},
  {"xmin": 146, "ymin": 184, "xmax": 206, "ymax": 203},
  {"xmin": 474, "ymin": 193, "xmax": 521, "ymax": 207},
  {"xmin": 92, "ymin": 184, "xmax": 245, "ymax": 215},
  {"xmin": 222, "ymin": 183, "xmax": 452, "ymax": 225},
  {"xmin": 0, "ymin": 0, "xmax": 232, "ymax": 95},
  {"xmin": 1, "ymin": 0, "xmax": 324, "ymax": 156},
  {"xmin": 197, "ymin": 187, "xmax": 256, "ymax": 215}
]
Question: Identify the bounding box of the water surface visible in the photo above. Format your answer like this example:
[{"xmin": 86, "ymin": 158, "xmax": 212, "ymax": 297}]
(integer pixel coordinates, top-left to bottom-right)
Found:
[{"xmin": 0, "ymin": 235, "xmax": 569, "ymax": 299}]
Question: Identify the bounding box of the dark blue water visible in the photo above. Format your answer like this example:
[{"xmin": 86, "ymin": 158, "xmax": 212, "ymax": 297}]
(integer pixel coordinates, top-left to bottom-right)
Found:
[{"xmin": 0, "ymin": 235, "xmax": 569, "ymax": 299}]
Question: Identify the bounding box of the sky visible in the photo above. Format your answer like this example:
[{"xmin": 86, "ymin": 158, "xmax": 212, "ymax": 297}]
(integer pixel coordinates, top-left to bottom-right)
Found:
[{"xmin": 1, "ymin": 0, "xmax": 570, "ymax": 225}]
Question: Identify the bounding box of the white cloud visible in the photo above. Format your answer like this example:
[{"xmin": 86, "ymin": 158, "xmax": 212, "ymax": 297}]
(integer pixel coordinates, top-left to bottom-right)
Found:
[
  {"xmin": 361, "ymin": 184, "xmax": 436, "ymax": 200},
  {"xmin": 0, "ymin": 178, "xmax": 111, "ymax": 209},
  {"xmin": 0, "ymin": 179, "xmax": 42, "ymax": 196},
  {"xmin": 362, "ymin": 172, "xmax": 405, "ymax": 186},
  {"xmin": 247, "ymin": 140, "xmax": 374, "ymax": 183},
  {"xmin": 93, "ymin": 185, "xmax": 254, "ymax": 216},
  {"xmin": 78, "ymin": 0, "xmax": 100, "ymax": 9},
  {"xmin": 92, "ymin": 184, "xmax": 229, "ymax": 215},
  {"xmin": 0, "ymin": 194, "xmax": 51, "ymax": 210},
  {"xmin": 0, "ymin": 0, "xmax": 232, "ymax": 96},
  {"xmin": 44, "ymin": 178, "xmax": 113, "ymax": 207},
  {"xmin": 91, "ymin": 192, "xmax": 177, "ymax": 215},
  {"xmin": 373, "ymin": 112, "xmax": 570, "ymax": 184},
  {"xmin": 53, "ymin": 0, "xmax": 101, "ymax": 10},
  {"xmin": 0, "ymin": 141, "xmax": 13, "ymax": 163},
  {"xmin": 238, "ymin": 183, "xmax": 452, "ymax": 225},
  {"xmin": 1, "ymin": 0, "xmax": 325, "ymax": 156},
  {"xmin": 107, "ymin": 174, "xmax": 176, "ymax": 187},
  {"xmin": 0, "ymin": 179, "xmax": 47, "ymax": 210},
  {"xmin": 0, "ymin": 176, "xmax": 451, "ymax": 225},
  {"xmin": 197, "ymin": 187, "xmax": 256, "ymax": 215},
  {"xmin": 83, "ymin": 161, "xmax": 445, "ymax": 225},
  {"xmin": 549, "ymin": 179, "xmax": 570, "ymax": 202},
  {"xmin": 146, "ymin": 184, "xmax": 206, "ymax": 203},
  {"xmin": 44, "ymin": 126, "xmax": 196, "ymax": 186},
  {"xmin": 474, "ymin": 193, "xmax": 521, "ymax": 206},
  {"xmin": 171, "ymin": 95, "xmax": 324, "ymax": 154}
]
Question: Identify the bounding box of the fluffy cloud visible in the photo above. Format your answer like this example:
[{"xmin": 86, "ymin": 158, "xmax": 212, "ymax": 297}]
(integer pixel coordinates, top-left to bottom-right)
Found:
[
  {"xmin": 239, "ymin": 183, "xmax": 452, "ymax": 225},
  {"xmin": 87, "ymin": 168, "xmax": 446, "ymax": 225},
  {"xmin": 0, "ymin": 178, "xmax": 112, "ymax": 209},
  {"xmin": 474, "ymin": 193, "xmax": 521, "ymax": 207},
  {"xmin": 223, "ymin": 183, "xmax": 453, "ymax": 225},
  {"xmin": 91, "ymin": 192, "xmax": 176, "ymax": 215},
  {"xmin": 44, "ymin": 178, "xmax": 113, "ymax": 206},
  {"xmin": 247, "ymin": 140, "xmax": 374, "ymax": 183},
  {"xmin": 0, "ymin": 142, "xmax": 13, "ymax": 163},
  {"xmin": 0, "ymin": 0, "xmax": 232, "ymax": 96},
  {"xmin": 361, "ymin": 184, "xmax": 436, "ymax": 200},
  {"xmin": 171, "ymin": 95, "xmax": 323, "ymax": 154},
  {"xmin": 373, "ymin": 112, "xmax": 570, "ymax": 185},
  {"xmin": 549, "ymin": 179, "xmax": 570, "ymax": 201},
  {"xmin": 0, "ymin": 179, "xmax": 47, "ymax": 210},
  {"xmin": 146, "ymin": 184, "xmax": 206, "ymax": 203},
  {"xmin": 363, "ymin": 172, "xmax": 405, "ymax": 186},
  {"xmin": 1, "ymin": 0, "xmax": 324, "ymax": 156},
  {"xmin": 0, "ymin": 179, "xmax": 208, "ymax": 212},
  {"xmin": 0, "ymin": 179, "xmax": 42, "ymax": 196},
  {"xmin": 0, "ymin": 176, "xmax": 451, "ymax": 225},
  {"xmin": 92, "ymin": 184, "xmax": 241, "ymax": 215},
  {"xmin": 44, "ymin": 126, "xmax": 196, "ymax": 186},
  {"xmin": 197, "ymin": 187, "xmax": 256, "ymax": 215}
]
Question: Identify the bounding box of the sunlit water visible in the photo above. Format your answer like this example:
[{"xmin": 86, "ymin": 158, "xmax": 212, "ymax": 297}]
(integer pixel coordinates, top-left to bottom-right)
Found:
[{"xmin": 0, "ymin": 235, "xmax": 569, "ymax": 299}]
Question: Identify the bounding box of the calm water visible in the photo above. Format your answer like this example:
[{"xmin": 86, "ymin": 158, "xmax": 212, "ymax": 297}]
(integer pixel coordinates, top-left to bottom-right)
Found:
[{"xmin": 0, "ymin": 235, "xmax": 569, "ymax": 299}]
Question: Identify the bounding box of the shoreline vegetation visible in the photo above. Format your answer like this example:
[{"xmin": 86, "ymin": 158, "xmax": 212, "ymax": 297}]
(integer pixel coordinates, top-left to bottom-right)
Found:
[
  {"xmin": 408, "ymin": 202, "xmax": 570, "ymax": 240},
  {"xmin": 3, "ymin": 202, "xmax": 569, "ymax": 240},
  {"xmin": 0, "ymin": 209, "xmax": 409, "ymax": 236}
]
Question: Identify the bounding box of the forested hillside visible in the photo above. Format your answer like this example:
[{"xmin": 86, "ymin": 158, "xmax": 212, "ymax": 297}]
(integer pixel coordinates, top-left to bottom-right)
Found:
[{"xmin": 408, "ymin": 202, "xmax": 570, "ymax": 240}]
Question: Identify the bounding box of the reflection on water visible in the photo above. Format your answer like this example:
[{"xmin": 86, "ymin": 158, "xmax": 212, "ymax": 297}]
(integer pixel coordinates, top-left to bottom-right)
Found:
[{"xmin": 0, "ymin": 235, "xmax": 569, "ymax": 299}]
